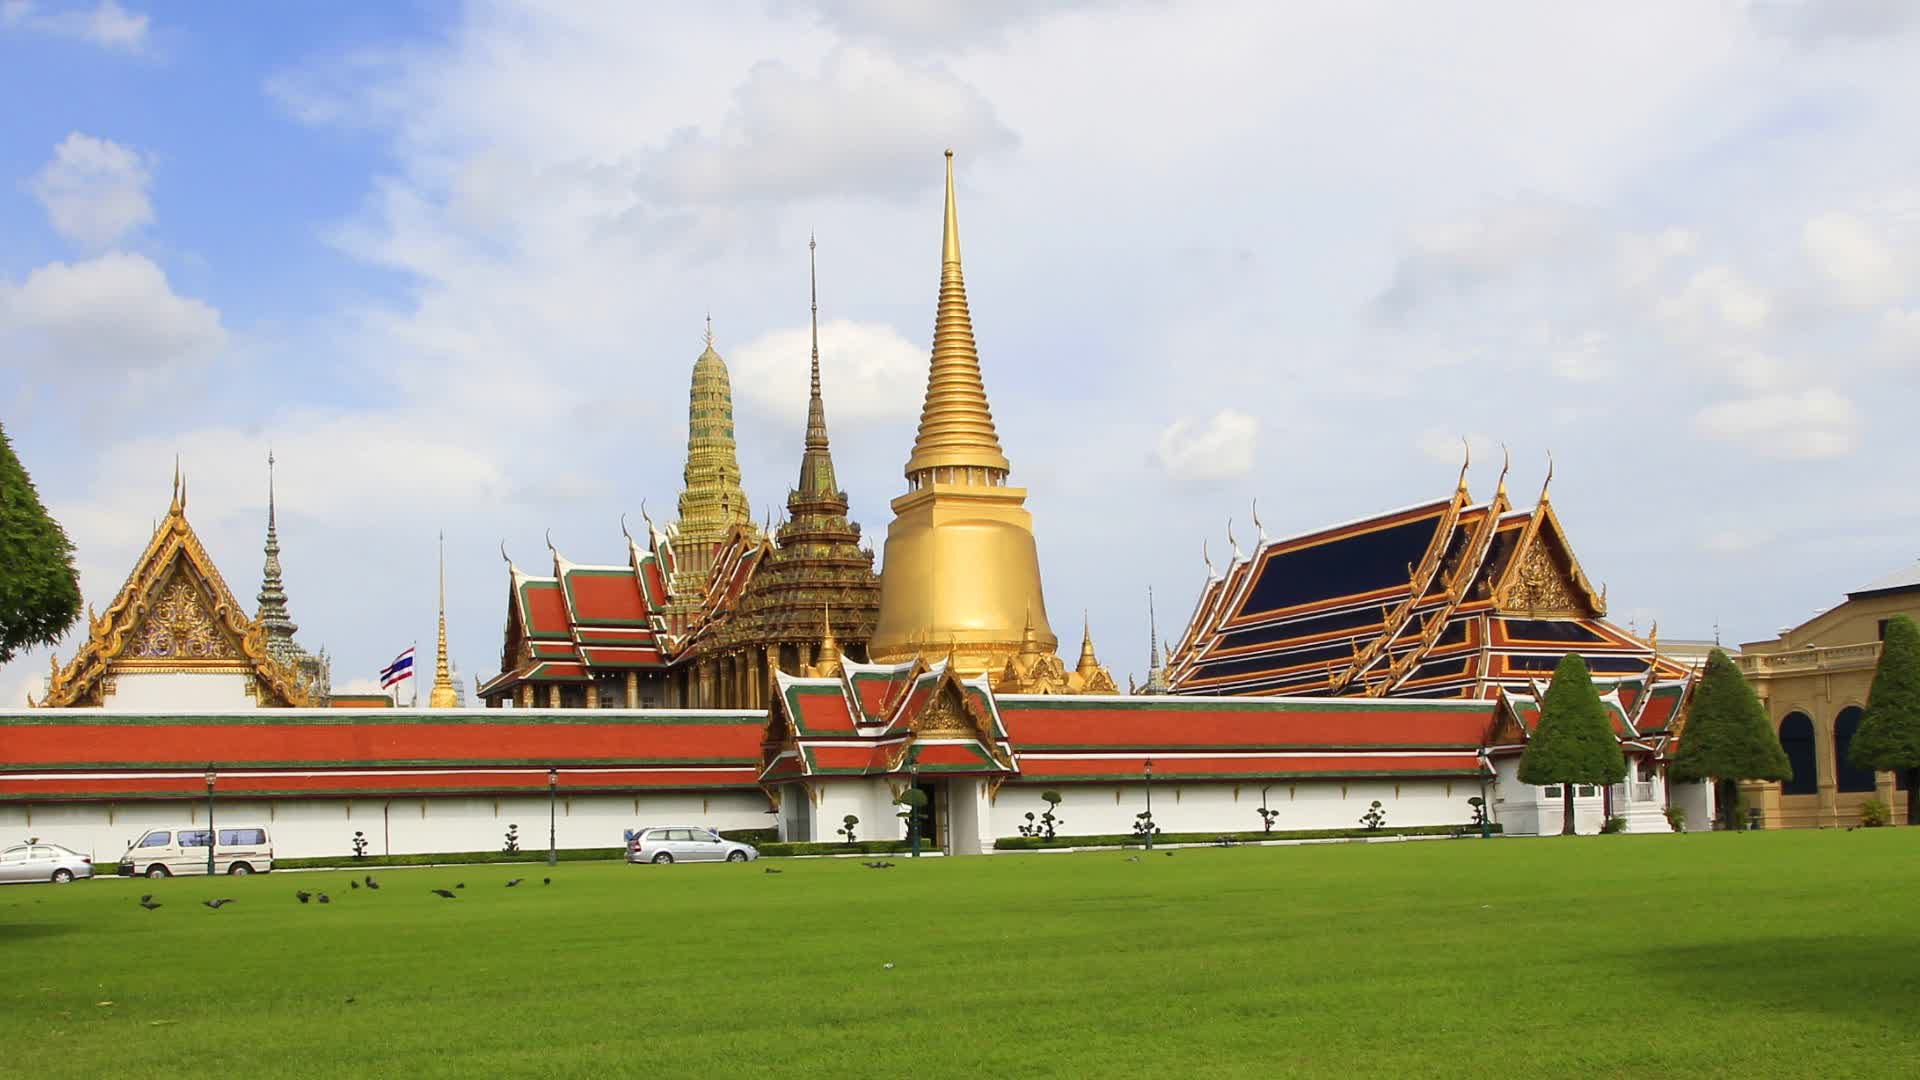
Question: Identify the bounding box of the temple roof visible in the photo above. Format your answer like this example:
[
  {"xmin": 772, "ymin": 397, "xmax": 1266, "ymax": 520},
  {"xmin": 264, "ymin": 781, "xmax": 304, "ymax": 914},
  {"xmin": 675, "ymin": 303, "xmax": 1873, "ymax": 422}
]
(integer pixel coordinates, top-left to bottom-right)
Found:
[
  {"xmin": 0, "ymin": 707, "xmax": 764, "ymax": 799},
  {"xmin": 1168, "ymin": 460, "xmax": 1681, "ymax": 700},
  {"xmin": 40, "ymin": 474, "xmax": 320, "ymax": 708}
]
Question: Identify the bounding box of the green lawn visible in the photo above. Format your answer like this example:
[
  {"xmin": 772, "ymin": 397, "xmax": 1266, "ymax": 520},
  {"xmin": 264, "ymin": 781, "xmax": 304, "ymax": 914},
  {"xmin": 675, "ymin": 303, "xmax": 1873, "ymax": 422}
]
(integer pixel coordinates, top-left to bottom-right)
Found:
[{"xmin": 3, "ymin": 831, "xmax": 1916, "ymax": 1078}]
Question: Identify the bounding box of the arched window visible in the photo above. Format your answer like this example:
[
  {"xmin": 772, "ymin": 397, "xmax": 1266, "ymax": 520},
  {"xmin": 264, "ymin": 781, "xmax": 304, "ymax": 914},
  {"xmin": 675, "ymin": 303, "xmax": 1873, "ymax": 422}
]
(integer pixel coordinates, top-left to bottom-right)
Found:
[
  {"xmin": 1833, "ymin": 706, "xmax": 1877, "ymax": 793},
  {"xmin": 1780, "ymin": 713, "xmax": 1817, "ymax": 795}
]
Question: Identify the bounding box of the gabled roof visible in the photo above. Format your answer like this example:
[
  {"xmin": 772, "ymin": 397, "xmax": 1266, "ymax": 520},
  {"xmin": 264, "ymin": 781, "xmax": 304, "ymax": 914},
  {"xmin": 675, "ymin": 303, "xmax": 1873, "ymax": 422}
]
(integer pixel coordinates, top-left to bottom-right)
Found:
[
  {"xmin": 1850, "ymin": 561, "xmax": 1920, "ymax": 598},
  {"xmin": 41, "ymin": 486, "xmax": 318, "ymax": 708}
]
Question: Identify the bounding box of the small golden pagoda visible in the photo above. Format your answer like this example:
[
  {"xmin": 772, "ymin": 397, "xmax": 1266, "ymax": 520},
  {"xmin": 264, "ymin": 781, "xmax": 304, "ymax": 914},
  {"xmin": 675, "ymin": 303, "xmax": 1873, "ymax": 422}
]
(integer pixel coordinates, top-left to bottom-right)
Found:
[
  {"xmin": 869, "ymin": 150, "xmax": 1056, "ymax": 682},
  {"xmin": 1000, "ymin": 612, "xmax": 1119, "ymax": 695},
  {"xmin": 664, "ymin": 319, "xmax": 756, "ymax": 636},
  {"xmin": 428, "ymin": 531, "xmax": 459, "ymax": 709}
]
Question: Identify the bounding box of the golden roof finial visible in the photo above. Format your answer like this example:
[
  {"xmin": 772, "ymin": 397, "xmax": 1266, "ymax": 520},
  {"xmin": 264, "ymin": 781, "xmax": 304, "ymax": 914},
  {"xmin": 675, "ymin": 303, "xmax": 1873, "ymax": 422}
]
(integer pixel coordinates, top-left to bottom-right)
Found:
[
  {"xmin": 1077, "ymin": 610, "xmax": 1101, "ymax": 676},
  {"xmin": 1539, "ymin": 450, "xmax": 1554, "ymax": 504},
  {"xmin": 1252, "ymin": 499, "xmax": 1268, "ymax": 543},
  {"xmin": 703, "ymin": 311, "xmax": 715, "ymax": 351},
  {"xmin": 1456, "ymin": 437, "xmax": 1472, "ymax": 498},
  {"xmin": 430, "ymin": 530, "xmax": 458, "ymax": 709},
  {"xmin": 1496, "ymin": 443, "xmax": 1511, "ymax": 501},
  {"xmin": 171, "ymin": 456, "xmax": 181, "ymax": 512},
  {"xmin": 1649, "ymin": 619, "xmax": 1659, "ymax": 651},
  {"xmin": 903, "ymin": 149, "xmax": 1010, "ymax": 480}
]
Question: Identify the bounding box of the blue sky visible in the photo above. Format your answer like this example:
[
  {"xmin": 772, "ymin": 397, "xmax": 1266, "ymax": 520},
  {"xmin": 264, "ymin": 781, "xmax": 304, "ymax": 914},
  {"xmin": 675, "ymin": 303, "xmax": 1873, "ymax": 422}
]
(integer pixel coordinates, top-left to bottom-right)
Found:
[{"xmin": 3, "ymin": 1, "xmax": 1919, "ymax": 704}]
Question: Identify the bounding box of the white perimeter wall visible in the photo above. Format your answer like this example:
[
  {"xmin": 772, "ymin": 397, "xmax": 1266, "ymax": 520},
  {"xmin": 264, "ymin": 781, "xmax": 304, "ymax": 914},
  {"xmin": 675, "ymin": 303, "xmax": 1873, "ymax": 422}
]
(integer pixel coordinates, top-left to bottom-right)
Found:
[
  {"xmin": 990, "ymin": 778, "xmax": 1486, "ymax": 839},
  {"xmin": 0, "ymin": 791, "xmax": 776, "ymax": 863}
]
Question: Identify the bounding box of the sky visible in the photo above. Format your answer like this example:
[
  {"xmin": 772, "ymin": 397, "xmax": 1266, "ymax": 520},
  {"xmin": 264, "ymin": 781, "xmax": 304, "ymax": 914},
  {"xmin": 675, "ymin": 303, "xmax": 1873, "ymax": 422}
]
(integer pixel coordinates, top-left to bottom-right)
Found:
[{"xmin": 3, "ymin": 0, "xmax": 1919, "ymax": 705}]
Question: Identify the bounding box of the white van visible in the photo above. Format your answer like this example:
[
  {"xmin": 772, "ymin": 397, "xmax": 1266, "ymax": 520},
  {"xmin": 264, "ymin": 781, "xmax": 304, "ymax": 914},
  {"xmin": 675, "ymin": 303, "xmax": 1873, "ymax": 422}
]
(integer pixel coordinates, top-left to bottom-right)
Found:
[{"xmin": 117, "ymin": 826, "xmax": 274, "ymax": 878}]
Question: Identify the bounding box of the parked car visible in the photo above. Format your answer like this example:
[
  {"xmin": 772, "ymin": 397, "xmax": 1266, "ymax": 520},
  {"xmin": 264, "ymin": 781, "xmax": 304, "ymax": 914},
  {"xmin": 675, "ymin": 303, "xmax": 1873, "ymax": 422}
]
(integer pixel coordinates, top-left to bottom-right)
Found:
[
  {"xmin": 116, "ymin": 826, "xmax": 274, "ymax": 878},
  {"xmin": 0, "ymin": 843, "xmax": 95, "ymax": 884},
  {"xmin": 626, "ymin": 826, "xmax": 757, "ymax": 864}
]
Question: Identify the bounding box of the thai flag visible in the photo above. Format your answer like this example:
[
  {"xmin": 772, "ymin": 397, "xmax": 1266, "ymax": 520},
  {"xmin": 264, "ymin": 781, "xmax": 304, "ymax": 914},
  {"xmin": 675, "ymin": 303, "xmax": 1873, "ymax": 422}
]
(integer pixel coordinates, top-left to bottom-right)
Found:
[{"xmin": 379, "ymin": 647, "xmax": 416, "ymax": 689}]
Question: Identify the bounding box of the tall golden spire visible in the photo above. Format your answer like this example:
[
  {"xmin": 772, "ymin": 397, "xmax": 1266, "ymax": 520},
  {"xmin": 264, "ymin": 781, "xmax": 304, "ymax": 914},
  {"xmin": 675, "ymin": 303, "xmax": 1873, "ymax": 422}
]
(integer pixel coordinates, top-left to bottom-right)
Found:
[
  {"xmin": 869, "ymin": 150, "xmax": 1054, "ymax": 680},
  {"xmin": 429, "ymin": 531, "xmax": 458, "ymax": 709},
  {"xmin": 903, "ymin": 149, "xmax": 1010, "ymax": 479}
]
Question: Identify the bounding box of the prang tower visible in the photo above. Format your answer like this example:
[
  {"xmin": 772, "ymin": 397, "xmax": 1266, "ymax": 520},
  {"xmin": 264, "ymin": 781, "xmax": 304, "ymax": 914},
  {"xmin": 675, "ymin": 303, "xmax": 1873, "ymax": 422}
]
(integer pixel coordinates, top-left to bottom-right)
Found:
[{"xmin": 868, "ymin": 150, "xmax": 1055, "ymax": 679}]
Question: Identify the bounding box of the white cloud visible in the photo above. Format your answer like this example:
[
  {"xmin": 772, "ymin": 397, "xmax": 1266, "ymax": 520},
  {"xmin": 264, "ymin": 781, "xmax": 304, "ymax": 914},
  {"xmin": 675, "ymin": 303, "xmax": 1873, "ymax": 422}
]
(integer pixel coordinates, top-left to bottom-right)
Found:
[
  {"xmin": 1, "ymin": 1, "xmax": 148, "ymax": 52},
  {"xmin": 1374, "ymin": 200, "xmax": 1587, "ymax": 318},
  {"xmin": 1702, "ymin": 528, "xmax": 1775, "ymax": 554},
  {"xmin": 1657, "ymin": 264, "xmax": 1771, "ymax": 333},
  {"xmin": 0, "ymin": 252, "xmax": 223, "ymax": 373},
  {"xmin": 28, "ymin": 132, "xmax": 154, "ymax": 248},
  {"xmin": 729, "ymin": 318, "xmax": 925, "ymax": 424},
  {"xmin": 1877, "ymin": 307, "xmax": 1920, "ymax": 357},
  {"xmin": 1156, "ymin": 409, "xmax": 1257, "ymax": 482},
  {"xmin": 798, "ymin": 0, "xmax": 1141, "ymax": 49},
  {"xmin": 1804, "ymin": 211, "xmax": 1905, "ymax": 305},
  {"xmin": 1693, "ymin": 387, "xmax": 1860, "ymax": 459},
  {"xmin": 641, "ymin": 46, "xmax": 1016, "ymax": 205}
]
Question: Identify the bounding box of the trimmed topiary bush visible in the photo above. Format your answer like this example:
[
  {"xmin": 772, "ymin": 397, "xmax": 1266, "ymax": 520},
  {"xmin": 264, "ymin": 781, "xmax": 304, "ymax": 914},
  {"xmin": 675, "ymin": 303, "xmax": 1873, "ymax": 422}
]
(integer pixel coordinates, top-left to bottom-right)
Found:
[
  {"xmin": 1671, "ymin": 648, "xmax": 1791, "ymax": 831},
  {"xmin": 1520, "ymin": 653, "xmax": 1629, "ymax": 836}
]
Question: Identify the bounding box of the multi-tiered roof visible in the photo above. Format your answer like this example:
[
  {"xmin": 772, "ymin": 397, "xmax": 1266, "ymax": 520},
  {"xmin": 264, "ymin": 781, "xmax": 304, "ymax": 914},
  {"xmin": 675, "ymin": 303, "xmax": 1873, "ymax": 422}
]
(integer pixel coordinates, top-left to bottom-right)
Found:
[{"xmin": 1168, "ymin": 457, "xmax": 1686, "ymax": 699}]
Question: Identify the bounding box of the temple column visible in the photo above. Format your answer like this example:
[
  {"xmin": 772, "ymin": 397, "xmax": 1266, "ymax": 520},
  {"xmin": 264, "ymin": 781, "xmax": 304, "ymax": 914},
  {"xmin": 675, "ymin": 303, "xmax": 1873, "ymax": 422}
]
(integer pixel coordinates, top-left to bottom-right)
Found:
[
  {"xmin": 518, "ymin": 684, "xmax": 534, "ymax": 709},
  {"xmin": 547, "ymin": 684, "xmax": 562, "ymax": 708},
  {"xmin": 801, "ymin": 642, "xmax": 815, "ymax": 671},
  {"xmin": 766, "ymin": 651, "xmax": 779, "ymax": 704},
  {"xmin": 585, "ymin": 683, "xmax": 600, "ymax": 710},
  {"xmin": 699, "ymin": 662, "xmax": 714, "ymax": 709},
  {"xmin": 625, "ymin": 671, "xmax": 639, "ymax": 709}
]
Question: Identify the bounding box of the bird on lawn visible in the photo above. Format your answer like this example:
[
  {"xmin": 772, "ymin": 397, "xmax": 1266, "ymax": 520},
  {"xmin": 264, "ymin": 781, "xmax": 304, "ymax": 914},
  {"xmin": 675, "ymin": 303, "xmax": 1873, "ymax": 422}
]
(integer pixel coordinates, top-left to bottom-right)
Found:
[
  {"xmin": 139, "ymin": 893, "xmax": 153, "ymax": 904},
  {"xmin": 1125, "ymin": 855, "xmax": 1140, "ymax": 863},
  {"xmin": 296, "ymin": 890, "xmax": 311, "ymax": 904},
  {"xmin": 763, "ymin": 867, "xmax": 783, "ymax": 874},
  {"xmin": 1164, "ymin": 851, "xmax": 1175, "ymax": 857},
  {"xmin": 139, "ymin": 899, "xmax": 161, "ymax": 911},
  {"xmin": 505, "ymin": 878, "xmax": 523, "ymax": 887},
  {"xmin": 455, "ymin": 882, "xmax": 465, "ymax": 889},
  {"xmin": 350, "ymin": 880, "xmax": 360, "ymax": 890},
  {"xmin": 364, "ymin": 875, "xmax": 380, "ymax": 889},
  {"xmin": 431, "ymin": 889, "xmax": 457, "ymax": 899},
  {"xmin": 203, "ymin": 898, "xmax": 237, "ymax": 910},
  {"xmin": 542, "ymin": 877, "xmax": 551, "ymax": 885},
  {"xmin": 317, "ymin": 893, "xmax": 331, "ymax": 904}
]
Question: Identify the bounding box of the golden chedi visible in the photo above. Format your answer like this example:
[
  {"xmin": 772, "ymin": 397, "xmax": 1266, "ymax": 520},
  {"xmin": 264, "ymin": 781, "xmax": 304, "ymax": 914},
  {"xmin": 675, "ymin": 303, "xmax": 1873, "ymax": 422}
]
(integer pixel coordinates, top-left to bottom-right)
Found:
[{"xmin": 869, "ymin": 150, "xmax": 1056, "ymax": 681}]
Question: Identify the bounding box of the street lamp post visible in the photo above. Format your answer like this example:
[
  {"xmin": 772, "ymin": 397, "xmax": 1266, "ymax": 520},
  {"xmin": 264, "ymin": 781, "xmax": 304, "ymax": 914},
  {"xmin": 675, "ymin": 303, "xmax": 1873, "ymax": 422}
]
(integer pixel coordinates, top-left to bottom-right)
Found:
[
  {"xmin": 909, "ymin": 764, "xmax": 921, "ymax": 859},
  {"xmin": 1144, "ymin": 757, "xmax": 1154, "ymax": 852},
  {"xmin": 204, "ymin": 764, "xmax": 217, "ymax": 876},
  {"xmin": 547, "ymin": 767, "xmax": 558, "ymax": 867}
]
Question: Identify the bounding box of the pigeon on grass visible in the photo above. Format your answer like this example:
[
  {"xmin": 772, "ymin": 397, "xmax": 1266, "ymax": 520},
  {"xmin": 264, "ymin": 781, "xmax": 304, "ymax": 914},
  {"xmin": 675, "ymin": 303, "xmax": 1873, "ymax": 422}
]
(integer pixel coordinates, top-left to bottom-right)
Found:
[
  {"xmin": 431, "ymin": 889, "xmax": 457, "ymax": 899},
  {"xmin": 202, "ymin": 898, "xmax": 237, "ymax": 910}
]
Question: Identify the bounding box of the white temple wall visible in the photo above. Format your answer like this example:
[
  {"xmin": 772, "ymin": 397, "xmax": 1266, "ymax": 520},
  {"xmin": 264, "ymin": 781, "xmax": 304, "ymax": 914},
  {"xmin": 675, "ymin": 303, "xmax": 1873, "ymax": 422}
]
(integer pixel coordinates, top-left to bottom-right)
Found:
[
  {"xmin": 990, "ymin": 778, "xmax": 1486, "ymax": 840},
  {"xmin": 805, "ymin": 780, "xmax": 903, "ymax": 845},
  {"xmin": 101, "ymin": 672, "xmax": 259, "ymax": 711},
  {"xmin": 0, "ymin": 791, "xmax": 774, "ymax": 863},
  {"xmin": 1485, "ymin": 757, "xmax": 1682, "ymax": 835}
]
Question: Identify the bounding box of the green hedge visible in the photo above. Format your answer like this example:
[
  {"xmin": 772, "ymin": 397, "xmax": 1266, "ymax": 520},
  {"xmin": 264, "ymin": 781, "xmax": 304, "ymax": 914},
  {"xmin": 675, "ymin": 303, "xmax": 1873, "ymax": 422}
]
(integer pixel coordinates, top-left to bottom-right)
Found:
[
  {"xmin": 758, "ymin": 840, "xmax": 915, "ymax": 857},
  {"xmin": 993, "ymin": 823, "xmax": 1501, "ymax": 851},
  {"xmin": 276, "ymin": 847, "xmax": 625, "ymax": 870}
]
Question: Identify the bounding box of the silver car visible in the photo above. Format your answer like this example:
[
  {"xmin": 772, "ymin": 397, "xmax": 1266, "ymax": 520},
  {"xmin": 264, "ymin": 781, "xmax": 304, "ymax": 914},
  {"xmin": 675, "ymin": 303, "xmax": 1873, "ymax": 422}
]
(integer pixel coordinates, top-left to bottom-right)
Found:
[
  {"xmin": 0, "ymin": 843, "xmax": 95, "ymax": 884},
  {"xmin": 626, "ymin": 826, "xmax": 757, "ymax": 865}
]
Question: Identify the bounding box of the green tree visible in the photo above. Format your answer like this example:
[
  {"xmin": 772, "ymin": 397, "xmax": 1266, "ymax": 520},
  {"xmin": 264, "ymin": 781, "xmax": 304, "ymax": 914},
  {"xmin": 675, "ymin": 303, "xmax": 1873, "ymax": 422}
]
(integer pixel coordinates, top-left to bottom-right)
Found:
[
  {"xmin": 0, "ymin": 421, "xmax": 81, "ymax": 664},
  {"xmin": 1851, "ymin": 614, "xmax": 1920, "ymax": 827},
  {"xmin": 1671, "ymin": 648, "xmax": 1791, "ymax": 830},
  {"xmin": 1518, "ymin": 653, "xmax": 1627, "ymax": 835}
]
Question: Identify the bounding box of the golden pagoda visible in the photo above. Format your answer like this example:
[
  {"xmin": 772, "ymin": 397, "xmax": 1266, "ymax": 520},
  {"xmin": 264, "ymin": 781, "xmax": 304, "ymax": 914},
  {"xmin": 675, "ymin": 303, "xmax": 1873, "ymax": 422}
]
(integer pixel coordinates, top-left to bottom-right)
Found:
[
  {"xmin": 665, "ymin": 318, "xmax": 756, "ymax": 635},
  {"xmin": 428, "ymin": 531, "xmax": 459, "ymax": 709},
  {"xmin": 869, "ymin": 150, "xmax": 1055, "ymax": 681}
]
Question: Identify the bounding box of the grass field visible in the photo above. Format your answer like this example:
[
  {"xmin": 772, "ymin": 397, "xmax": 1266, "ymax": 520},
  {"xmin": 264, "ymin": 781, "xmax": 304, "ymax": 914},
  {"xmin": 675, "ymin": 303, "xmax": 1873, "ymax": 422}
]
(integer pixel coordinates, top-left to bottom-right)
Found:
[{"xmin": 4, "ymin": 831, "xmax": 1917, "ymax": 1078}]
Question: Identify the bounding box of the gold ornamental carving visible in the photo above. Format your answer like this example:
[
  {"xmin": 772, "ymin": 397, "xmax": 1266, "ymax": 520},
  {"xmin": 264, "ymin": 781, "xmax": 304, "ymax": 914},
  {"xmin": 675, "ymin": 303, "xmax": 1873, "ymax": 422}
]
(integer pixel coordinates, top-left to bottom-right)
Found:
[
  {"xmin": 914, "ymin": 689, "xmax": 975, "ymax": 735},
  {"xmin": 130, "ymin": 577, "xmax": 239, "ymax": 660},
  {"xmin": 1502, "ymin": 543, "xmax": 1581, "ymax": 616}
]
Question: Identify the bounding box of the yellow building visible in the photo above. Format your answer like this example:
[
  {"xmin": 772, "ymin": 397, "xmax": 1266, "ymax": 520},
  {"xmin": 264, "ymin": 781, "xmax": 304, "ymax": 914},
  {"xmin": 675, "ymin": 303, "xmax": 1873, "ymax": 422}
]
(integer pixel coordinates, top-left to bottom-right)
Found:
[{"xmin": 1737, "ymin": 562, "xmax": 1917, "ymax": 827}]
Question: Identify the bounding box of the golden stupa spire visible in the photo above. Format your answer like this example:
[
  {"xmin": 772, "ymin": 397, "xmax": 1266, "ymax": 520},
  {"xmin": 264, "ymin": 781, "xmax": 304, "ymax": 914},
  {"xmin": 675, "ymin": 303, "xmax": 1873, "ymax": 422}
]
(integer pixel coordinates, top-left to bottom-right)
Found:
[
  {"xmin": 1076, "ymin": 611, "xmax": 1100, "ymax": 677},
  {"xmin": 903, "ymin": 149, "xmax": 1010, "ymax": 479},
  {"xmin": 429, "ymin": 530, "xmax": 458, "ymax": 708}
]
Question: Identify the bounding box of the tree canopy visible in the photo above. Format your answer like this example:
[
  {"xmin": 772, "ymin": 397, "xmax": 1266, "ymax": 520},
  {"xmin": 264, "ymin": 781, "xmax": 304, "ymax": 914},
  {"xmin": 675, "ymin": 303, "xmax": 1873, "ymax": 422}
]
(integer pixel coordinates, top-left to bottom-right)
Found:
[
  {"xmin": 0, "ymin": 421, "xmax": 82, "ymax": 664},
  {"xmin": 1671, "ymin": 648, "xmax": 1790, "ymax": 785},
  {"xmin": 1518, "ymin": 654, "xmax": 1626, "ymax": 835},
  {"xmin": 1519, "ymin": 654, "xmax": 1627, "ymax": 787},
  {"xmin": 1852, "ymin": 614, "xmax": 1920, "ymax": 825}
]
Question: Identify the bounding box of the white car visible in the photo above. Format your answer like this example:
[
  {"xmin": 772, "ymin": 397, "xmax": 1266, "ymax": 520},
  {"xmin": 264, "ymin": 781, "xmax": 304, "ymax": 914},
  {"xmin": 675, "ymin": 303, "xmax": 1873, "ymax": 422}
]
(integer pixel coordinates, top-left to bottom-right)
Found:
[
  {"xmin": 116, "ymin": 826, "xmax": 274, "ymax": 878},
  {"xmin": 626, "ymin": 826, "xmax": 758, "ymax": 864},
  {"xmin": 0, "ymin": 843, "xmax": 95, "ymax": 884}
]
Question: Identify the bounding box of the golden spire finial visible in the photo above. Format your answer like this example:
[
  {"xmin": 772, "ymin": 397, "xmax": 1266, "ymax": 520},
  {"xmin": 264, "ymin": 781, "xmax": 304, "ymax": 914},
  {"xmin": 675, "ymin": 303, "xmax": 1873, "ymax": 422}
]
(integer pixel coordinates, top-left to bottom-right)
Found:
[
  {"xmin": 1456, "ymin": 437, "xmax": 1471, "ymax": 497},
  {"xmin": 430, "ymin": 530, "xmax": 458, "ymax": 708},
  {"xmin": 1648, "ymin": 620, "xmax": 1659, "ymax": 651},
  {"xmin": 1496, "ymin": 443, "xmax": 1510, "ymax": 500},
  {"xmin": 1252, "ymin": 499, "xmax": 1268, "ymax": 542},
  {"xmin": 1539, "ymin": 450, "xmax": 1554, "ymax": 504},
  {"xmin": 903, "ymin": 148, "xmax": 1010, "ymax": 479},
  {"xmin": 704, "ymin": 311, "xmax": 715, "ymax": 351},
  {"xmin": 171, "ymin": 456, "xmax": 180, "ymax": 511}
]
